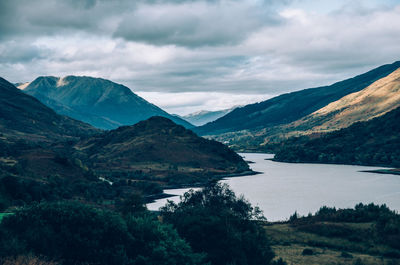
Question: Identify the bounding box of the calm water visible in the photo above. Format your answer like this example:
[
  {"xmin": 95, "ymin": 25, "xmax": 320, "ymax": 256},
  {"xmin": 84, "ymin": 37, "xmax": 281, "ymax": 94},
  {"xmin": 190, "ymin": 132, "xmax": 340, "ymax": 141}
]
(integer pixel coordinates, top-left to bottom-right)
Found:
[{"xmin": 147, "ymin": 153, "xmax": 400, "ymax": 221}]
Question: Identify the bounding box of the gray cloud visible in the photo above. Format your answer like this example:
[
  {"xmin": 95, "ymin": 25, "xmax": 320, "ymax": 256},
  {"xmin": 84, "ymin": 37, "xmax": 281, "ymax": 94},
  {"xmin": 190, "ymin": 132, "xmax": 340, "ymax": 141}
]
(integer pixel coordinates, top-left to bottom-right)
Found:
[
  {"xmin": 0, "ymin": 0, "xmax": 400, "ymax": 114},
  {"xmin": 114, "ymin": 1, "xmax": 280, "ymax": 47},
  {"xmin": 0, "ymin": 0, "xmax": 281, "ymax": 47}
]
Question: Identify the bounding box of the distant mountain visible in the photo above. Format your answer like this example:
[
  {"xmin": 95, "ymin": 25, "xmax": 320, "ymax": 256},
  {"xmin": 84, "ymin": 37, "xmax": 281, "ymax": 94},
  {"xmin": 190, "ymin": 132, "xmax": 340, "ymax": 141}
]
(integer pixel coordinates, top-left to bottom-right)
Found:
[
  {"xmin": 195, "ymin": 61, "xmax": 400, "ymax": 136},
  {"xmin": 75, "ymin": 116, "xmax": 250, "ymax": 185},
  {"xmin": 181, "ymin": 107, "xmax": 236, "ymax": 126},
  {"xmin": 274, "ymin": 106, "xmax": 400, "ymax": 167},
  {"xmin": 21, "ymin": 76, "xmax": 193, "ymax": 130},
  {"xmin": 0, "ymin": 77, "xmax": 97, "ymax": 143}
]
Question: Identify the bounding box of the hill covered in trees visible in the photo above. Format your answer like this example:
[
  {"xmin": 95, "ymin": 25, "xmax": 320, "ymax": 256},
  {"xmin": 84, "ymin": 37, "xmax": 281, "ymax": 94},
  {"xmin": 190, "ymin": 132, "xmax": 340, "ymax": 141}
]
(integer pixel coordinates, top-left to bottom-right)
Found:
[
  {"xmin": 273, "ymin": 106, "xmax": 400, "ymax": 167},
  {"xmin": 0, "ymin": 77, "xmax": 249, "ymax": 211}
]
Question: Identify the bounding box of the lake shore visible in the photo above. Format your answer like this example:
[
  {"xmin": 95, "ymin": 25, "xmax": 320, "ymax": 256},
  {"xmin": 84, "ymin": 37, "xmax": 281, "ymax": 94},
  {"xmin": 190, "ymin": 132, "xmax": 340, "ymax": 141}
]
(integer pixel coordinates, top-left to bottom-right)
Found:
[{"xmin": 148, "ymin": 153, "xmax": 400, "ymax": 220}]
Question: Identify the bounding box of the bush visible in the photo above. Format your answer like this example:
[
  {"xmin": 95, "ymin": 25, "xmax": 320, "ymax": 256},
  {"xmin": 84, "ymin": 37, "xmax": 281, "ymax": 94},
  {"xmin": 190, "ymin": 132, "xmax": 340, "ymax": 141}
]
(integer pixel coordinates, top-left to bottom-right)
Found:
[
  {"xmin": 161, "ymin": 181, "xmax": 274, "ymax": 265},
  {"xmin": 0, "ymin": 201, "xmax": 203, "ymax": 265},
  {"xmin": 301, "ymin": 248, "xmax": 313, "ymax": 256}
]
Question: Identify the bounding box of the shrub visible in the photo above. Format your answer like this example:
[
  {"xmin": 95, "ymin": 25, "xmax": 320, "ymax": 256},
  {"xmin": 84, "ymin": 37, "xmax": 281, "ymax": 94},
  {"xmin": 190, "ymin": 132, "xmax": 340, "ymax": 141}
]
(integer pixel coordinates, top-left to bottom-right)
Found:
[
  {"xmin": 161, "ymin": 182, "xmax": 274, "ymax": 265},
  {"xmin": 0, "ymin": 201, "xmax": 203, "ymax": 265},
  {"xmin": 301, "ymin": 248, "xmax": 314, "ymax": 256}
]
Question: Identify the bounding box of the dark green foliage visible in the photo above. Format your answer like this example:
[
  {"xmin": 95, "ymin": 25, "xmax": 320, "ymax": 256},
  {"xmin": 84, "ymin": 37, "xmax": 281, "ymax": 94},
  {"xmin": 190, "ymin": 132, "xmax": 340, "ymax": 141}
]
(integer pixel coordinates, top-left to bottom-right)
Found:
[
  {"xmin": 117, "ymin": 193, "xmax": 148, "ymax": 215},
  {"xmin": 125, "ymin": 215, "xmax": 206, "ymax": 265},
  {"xmin": 274, "ymin": 106, "xmax": 400, "ymax": 167},
  {"xmin": 301, "ymin": 248, "xmax": 313, "ymax": 255},
  {"xmin": 0, "ymin": 175, "xmax": 55, "ymax": 207},
  {"xmin": 290, "ymin": 203, "xmax": 400, "ymax": 252},
  {"xmin": 161, "ymin": 182, "xmax": 274, "ymax": 265},
  {"xmin": 195, "ymin": 61, "xmax": 400, "ymax": 135},
  {"xmin": 0, "ymin": 202, "xmax": 203, "ymax": 265}
]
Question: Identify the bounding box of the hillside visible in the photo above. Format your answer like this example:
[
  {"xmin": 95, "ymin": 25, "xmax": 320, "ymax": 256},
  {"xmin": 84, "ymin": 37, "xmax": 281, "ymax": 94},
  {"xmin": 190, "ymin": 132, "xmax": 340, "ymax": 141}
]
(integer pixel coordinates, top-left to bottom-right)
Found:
[
  {"xmin": 273, "ymin": 106, "xmax": 400, "ymax": 167},
  {"xmin": 0, "ymin": 77, "xmax": 249, "ymax": 211},
  {"xmin": 22, "ymin": 76, "xmax": 193, "ymax": 130},
  {"xmin": 195, "ymin": 61, "xmax": 400, "ymax": 136},
  {"xmin": 0, "ymin": 77, "xmax": 104, "ymax": 208},
  {"xmin": 182, "ymin": 107, "xmax": 235, "ymax": 126},
  {"xmin": 288, "ymin": 67, "xmax": 400, "ymax": 133},
  {"xmin": 0, "ymin": 77, "xmax": 98, "ymax": 143},
  {"xmin": 75, "ymin": 116, "xmax": 250, "ymax": 185}
]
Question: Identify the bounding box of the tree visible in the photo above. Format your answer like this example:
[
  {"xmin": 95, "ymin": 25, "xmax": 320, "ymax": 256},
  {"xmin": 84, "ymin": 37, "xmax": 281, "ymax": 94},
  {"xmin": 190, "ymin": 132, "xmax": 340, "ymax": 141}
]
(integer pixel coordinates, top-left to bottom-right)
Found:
[
  {"xmin": 0, "ymin": 201, "xmax": 204, "ymax": 265},
  {"xmin": 161, "ymin": 181, "xmax": 274, "ymax": 265}
]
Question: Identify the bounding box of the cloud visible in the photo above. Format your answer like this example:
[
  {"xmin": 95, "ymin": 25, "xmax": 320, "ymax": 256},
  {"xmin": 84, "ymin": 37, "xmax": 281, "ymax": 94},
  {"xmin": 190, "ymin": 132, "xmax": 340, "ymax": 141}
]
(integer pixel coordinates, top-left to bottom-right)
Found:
[
  {"xmin": 136, "ymin": 91, "xmax": 274, "ymax": 115},
  {"xmin": 0, "ymin": 0, "xmax": 281, "ymax": 47},
  {"xmin": 114, "ymin": 1, "xmax": 280, "ymax": 47},
  {"xmin": 0, "ymin": 0, "xmax": 399, "ymax": 114}
]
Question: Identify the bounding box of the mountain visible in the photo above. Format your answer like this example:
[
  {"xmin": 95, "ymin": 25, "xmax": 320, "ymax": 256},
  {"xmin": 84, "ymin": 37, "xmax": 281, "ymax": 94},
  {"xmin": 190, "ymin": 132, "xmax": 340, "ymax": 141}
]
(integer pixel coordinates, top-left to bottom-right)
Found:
[
  {"xmin": 288, "ymin": 68, "xmax": 400, "ymax": 133},
  {"xmin": 21, "ymin": 76, "xmax": 193, "ymax": 130},
  {"xmin": 0, "ymin": 77, "xmax": 101, "ymax": 201},
  {"xmin": 0, "ymin": 77, "xmax": 98, "ymax": 143},
  {"xmin": 0, "ymin": 77, "xmax": 249, "ymax": 210},
  {"xmin": 75, "ymin": 116, "xmax": 250, "ymax": 185},
  {"xmin": 274, "ymin": 105, "xmax": 400, "ymax": 167},
  {"xmin": 181, "ymin": 107, "xmax": 236, "ymax": 126},
  {"xmin": 195, "ymin": 61, "xmax": 400, "ymax": 136}
]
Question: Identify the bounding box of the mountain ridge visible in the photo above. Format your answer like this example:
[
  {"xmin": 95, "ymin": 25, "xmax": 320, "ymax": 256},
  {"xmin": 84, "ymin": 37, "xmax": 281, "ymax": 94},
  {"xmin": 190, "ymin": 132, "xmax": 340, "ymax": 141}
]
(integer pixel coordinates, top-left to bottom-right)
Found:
[
  {"xmin": 195, "ymin": 61, "xmax": 400, "ymax": 136},
  {"xmin": 181, "ymin": 107, "xmax": 236, "ymax": 126},
  {"xmin": 0, "ymin": 77, "xmax": 98, "ymax": 143},
  {"xmin": 22, "ymin": 75, "xmax": 193, "ymax": 130},
  {"xmin": 288, "ymin": 67, "xmax": 400, "ymax": 134}
]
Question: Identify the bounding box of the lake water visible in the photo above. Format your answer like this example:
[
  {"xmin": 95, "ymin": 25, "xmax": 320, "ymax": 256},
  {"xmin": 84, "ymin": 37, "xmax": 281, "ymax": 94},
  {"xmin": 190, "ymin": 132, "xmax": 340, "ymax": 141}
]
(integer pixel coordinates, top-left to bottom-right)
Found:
[{"xmin": 147, "ymin": 153, "xmax": 400, "ymax": 221}]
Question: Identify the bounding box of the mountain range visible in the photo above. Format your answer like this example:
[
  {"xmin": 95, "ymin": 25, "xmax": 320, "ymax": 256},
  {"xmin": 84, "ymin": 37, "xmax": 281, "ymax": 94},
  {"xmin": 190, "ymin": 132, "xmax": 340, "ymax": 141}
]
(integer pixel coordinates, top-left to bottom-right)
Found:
[
  {"xmin": 0, "ymin": 77, "xmax": 249, "ymax": 209},
  {"xmin": 194, "ymin": 61, "xmax": 400, "ymax": 152},
  {"xmin": 195, "ymin": 61, "xmax": 400, "ymax": 137},
  {"xmin": 180, "ymin": 107, "xmax": 236, "ymax": 126},
  {"xmin": 20, "ymin": 76, "xmax": 193, "ymax": 130}
]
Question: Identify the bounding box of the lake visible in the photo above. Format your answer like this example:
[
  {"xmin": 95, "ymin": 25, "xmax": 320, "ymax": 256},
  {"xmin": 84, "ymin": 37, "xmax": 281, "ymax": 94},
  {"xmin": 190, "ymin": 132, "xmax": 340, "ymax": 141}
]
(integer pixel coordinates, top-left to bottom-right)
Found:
[{"xmin": 147, "ymin": 153, "xmax": 400, "ymax": 221}]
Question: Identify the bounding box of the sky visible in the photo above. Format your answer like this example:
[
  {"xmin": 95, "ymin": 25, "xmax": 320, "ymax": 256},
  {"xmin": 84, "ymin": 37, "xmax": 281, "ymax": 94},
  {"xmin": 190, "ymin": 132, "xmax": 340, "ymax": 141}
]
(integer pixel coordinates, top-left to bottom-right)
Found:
[{"xmin": 1, "ymin": 0, "xmax": 400, "ymax": 115}]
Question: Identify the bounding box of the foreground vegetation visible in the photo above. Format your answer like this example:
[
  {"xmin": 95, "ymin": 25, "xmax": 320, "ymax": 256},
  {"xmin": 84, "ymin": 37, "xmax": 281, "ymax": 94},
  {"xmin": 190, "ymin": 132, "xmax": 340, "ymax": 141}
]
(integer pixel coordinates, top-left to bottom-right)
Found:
[
  {"xmin": 267, "ymin": 204, "xmax": 400, "ymax": 265},
  {"xmin": 0, "ymin": 182, "xmax": 274, "ymax": 265},
  {"xmin": 1, "ymin": 181, "xmax": 399, "ymax": 265}
]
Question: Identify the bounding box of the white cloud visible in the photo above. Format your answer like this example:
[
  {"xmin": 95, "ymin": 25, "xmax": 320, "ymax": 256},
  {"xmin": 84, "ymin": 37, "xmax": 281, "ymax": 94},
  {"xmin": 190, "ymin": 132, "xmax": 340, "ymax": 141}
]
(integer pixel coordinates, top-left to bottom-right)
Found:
[{"xmin": 136, "ymin": 91, "xmax": 273, "ymax": 115}]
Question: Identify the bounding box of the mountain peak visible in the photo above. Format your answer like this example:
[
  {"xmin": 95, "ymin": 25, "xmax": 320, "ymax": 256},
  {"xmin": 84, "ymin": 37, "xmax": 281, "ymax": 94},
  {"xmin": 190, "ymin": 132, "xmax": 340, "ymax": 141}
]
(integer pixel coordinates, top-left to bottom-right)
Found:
[{"xmin": 23, "ymin": 76, "xmax": 193, "ymax": 129}]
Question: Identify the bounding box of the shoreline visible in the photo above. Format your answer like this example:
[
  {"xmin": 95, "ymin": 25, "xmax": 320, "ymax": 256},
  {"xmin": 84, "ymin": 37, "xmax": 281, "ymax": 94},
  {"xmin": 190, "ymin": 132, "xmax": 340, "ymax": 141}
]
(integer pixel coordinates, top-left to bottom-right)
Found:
[
  {"xmin": 145, "ymin": 170, "xmax": 259, "ymax": 204},
  {"xmin": 361, "ymin": 169, "xmax": 400, "ymax": 176}
]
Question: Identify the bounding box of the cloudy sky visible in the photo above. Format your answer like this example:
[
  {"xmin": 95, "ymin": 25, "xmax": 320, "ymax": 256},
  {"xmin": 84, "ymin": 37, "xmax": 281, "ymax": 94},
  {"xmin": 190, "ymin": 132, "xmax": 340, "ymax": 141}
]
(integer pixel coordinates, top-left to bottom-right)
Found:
[{"xmin": 1, "ymin": 0, "xmax": 400, "ymax": 114}]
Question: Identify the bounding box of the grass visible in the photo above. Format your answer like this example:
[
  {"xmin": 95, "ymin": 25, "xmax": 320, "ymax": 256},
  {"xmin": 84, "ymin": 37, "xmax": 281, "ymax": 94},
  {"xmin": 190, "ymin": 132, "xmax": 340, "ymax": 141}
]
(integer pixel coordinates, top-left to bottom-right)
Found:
[{"xmin": 265, "ymin": 223, "xmax": 400, "ymax": 265}]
